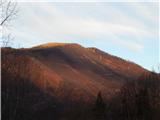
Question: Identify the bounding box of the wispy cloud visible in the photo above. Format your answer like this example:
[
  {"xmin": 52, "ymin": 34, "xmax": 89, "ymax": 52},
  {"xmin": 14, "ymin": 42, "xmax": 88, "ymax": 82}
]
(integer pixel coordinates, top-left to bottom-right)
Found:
[
  {"xmin": 11, "ymin": 2, "xmax": 158, "ymax": 52},
  {"xmin": 3, "ymin": 1, "xmax": 158, "ymax": 71}
]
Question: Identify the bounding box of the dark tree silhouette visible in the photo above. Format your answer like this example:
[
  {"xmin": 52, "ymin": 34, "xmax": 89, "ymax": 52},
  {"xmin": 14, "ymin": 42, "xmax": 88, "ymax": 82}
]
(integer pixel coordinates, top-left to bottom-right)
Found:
[
  {"xmin": 118, "ymin": 72, "xmax": 160, "ymax": 120},
  {"xmin": 93, "ymin": 91, "xmax": 106, "ymax": 120}
]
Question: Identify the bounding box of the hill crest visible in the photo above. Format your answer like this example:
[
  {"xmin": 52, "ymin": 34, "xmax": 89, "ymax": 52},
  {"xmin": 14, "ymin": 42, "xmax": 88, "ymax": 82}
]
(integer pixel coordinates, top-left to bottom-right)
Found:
[{"xmin": 32, "ymin": 42, "xmax": 82, "ymax": 49}]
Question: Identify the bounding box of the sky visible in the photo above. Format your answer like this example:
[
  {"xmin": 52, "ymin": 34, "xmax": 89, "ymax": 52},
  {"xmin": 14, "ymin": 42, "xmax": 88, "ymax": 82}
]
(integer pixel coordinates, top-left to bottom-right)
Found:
[{"xmin": 2, "ymin": 0, "xmax": 159, "ymax": 71}]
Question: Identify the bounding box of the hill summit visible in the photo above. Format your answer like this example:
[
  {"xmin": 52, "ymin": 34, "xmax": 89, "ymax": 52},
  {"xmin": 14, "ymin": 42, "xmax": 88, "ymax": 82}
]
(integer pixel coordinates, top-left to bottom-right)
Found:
[{"xmin": 32, "ymin": 42, "xmax": 82, "ymax": 49}]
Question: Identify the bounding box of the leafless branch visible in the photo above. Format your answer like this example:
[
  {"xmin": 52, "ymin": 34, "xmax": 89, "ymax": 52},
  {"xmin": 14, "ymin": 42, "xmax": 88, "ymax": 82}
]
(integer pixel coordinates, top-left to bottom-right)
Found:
[
  {"xmin": 1, "ymin": 33, "xmax": 14, "ymax": 47},
  {"xmin": 0, "ymin": 0, "xmax": 18, "ymax": 26},
  {"xmin": 0, "ymin": 0, "xmax": 18, "ymax": 47}
]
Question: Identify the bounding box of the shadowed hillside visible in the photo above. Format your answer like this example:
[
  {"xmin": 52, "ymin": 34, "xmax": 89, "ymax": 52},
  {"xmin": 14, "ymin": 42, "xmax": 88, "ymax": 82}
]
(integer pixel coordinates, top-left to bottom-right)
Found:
[
  {"xmin": 2, "ymin": 43, "xmax": 147, "ymax": 101},
  {"xmin": 2, "ymin": 43, "xmax": 159, "ymax": 120}
]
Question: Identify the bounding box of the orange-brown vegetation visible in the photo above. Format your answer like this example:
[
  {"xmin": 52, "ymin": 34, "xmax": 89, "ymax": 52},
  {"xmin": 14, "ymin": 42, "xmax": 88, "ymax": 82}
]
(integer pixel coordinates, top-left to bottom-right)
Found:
[{"xmin": 2, "ymin": 43, "xmax": 159, "ymax": 120}]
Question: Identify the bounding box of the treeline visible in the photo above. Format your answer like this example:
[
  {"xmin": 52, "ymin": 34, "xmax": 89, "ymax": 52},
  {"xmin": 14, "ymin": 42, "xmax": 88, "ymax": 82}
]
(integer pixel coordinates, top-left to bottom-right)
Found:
[
  {"xmin": 108, "ymin": 72, "xmax": 160, "ymax": 120},
  {"xmin": 2, "ymin": 69, "xmax": 160, "ymax": 120},
  {"xmin": 64, "ymin": 72, "xmax": 160, "ymax": 120}
]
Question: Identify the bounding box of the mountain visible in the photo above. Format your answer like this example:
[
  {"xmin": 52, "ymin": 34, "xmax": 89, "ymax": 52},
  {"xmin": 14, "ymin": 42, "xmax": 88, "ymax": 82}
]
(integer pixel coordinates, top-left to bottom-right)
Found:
[{"xmin": 2, "ymin": 43, "xmax": 147, "ymax": 103}]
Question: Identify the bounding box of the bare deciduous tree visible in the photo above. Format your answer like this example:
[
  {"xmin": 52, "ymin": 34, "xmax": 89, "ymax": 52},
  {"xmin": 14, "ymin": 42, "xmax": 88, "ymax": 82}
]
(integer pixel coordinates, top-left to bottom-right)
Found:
[
  {"xmin": 0, "ymin": 0, "xmax": 18, "ymax": 47},
  {"xmin": 0, "ymin": 0, "xmax": 18, "ymax": 26}
]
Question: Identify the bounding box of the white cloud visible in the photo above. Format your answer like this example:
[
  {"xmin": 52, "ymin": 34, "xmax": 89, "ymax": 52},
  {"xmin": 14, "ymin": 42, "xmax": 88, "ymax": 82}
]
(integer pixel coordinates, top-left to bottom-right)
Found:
[{"xmin": 10, "ymin": 2, "xmax": 158, "ymax": 52}]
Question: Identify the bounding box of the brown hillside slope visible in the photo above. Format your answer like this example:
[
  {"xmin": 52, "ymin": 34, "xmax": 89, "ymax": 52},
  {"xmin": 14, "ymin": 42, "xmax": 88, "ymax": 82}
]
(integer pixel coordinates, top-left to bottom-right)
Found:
[{"xmin": 1, "ymin": 43, "xmax": 147, "ymax": 102}]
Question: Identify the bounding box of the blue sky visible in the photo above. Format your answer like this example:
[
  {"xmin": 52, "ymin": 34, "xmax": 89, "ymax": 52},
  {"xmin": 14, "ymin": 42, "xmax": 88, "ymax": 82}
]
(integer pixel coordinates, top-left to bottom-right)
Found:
[{"xmin": 3, "ymin": 1, "xmax": 159, "ymax": 71}]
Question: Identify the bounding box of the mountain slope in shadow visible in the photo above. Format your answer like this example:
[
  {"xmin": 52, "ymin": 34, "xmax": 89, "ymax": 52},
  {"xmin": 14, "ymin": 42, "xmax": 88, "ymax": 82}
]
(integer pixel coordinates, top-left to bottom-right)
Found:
[{"xmin": 2, "ymin": 43, "xmax": 147, "ymax": 103}]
